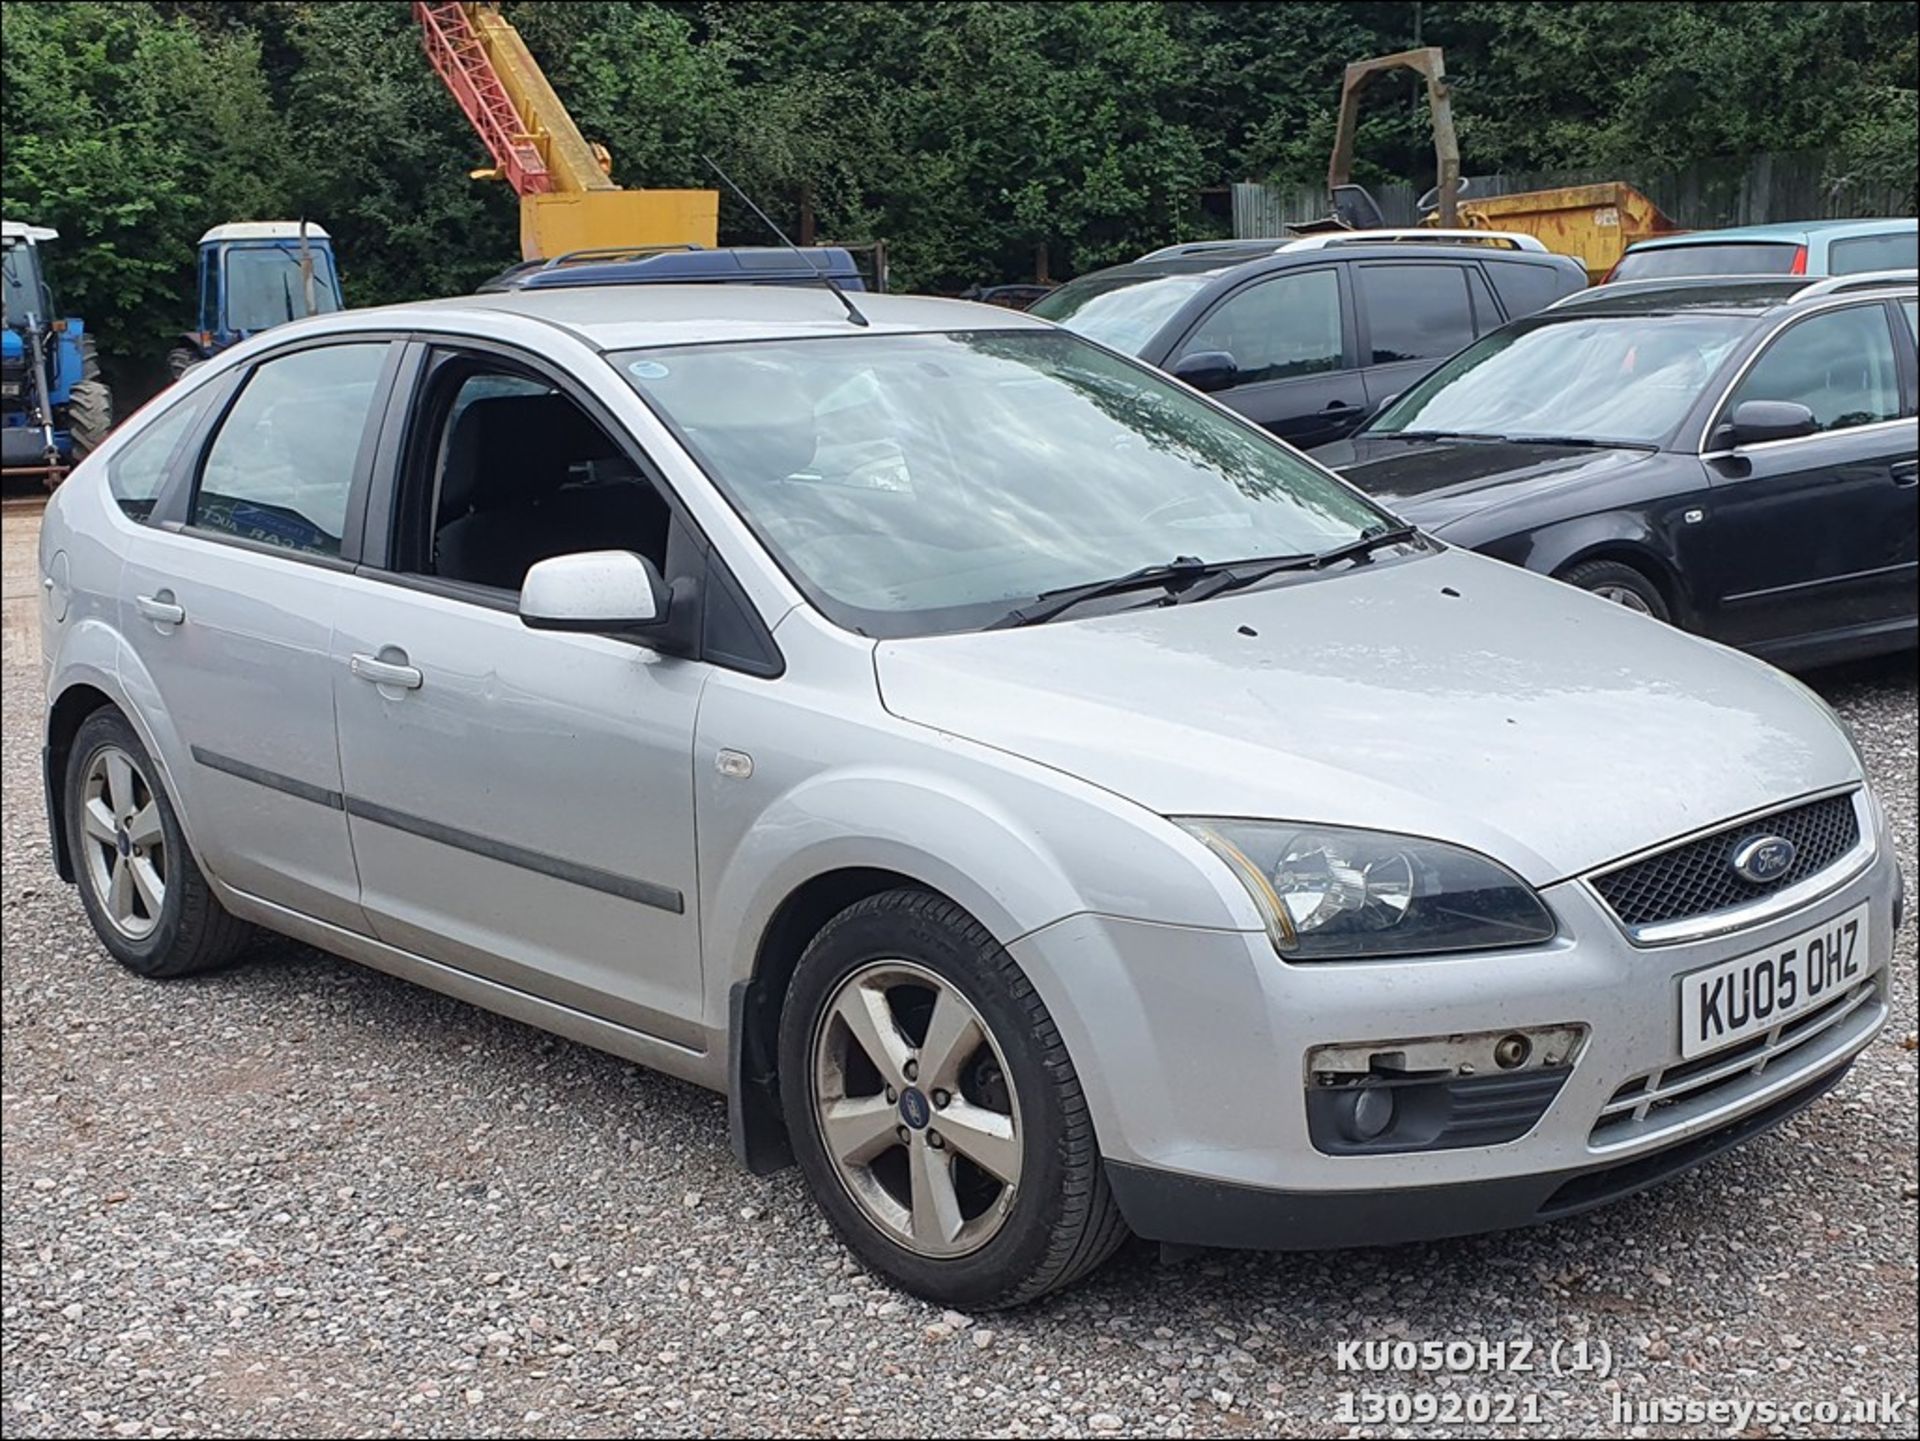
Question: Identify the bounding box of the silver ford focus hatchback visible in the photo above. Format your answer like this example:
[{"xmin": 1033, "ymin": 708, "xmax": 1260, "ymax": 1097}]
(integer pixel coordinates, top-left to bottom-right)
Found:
[{"xmin": 39, "ymin": 285, "xmax": 1901, "ymax": 1307}]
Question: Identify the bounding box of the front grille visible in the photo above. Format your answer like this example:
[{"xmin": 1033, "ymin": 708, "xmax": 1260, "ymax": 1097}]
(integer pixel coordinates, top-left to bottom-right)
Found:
[
  {"xmin": 1590, "ymin": 793, "xmax": 1859, "ymax": 929},
  {"xmin": 1589, "ymin": 976, "xmax": 1882, "ymax": 1146}
]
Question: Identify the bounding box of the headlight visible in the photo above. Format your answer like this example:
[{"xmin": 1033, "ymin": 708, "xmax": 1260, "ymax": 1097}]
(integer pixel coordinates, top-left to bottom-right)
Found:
[{"xmin": 1177, "ymin": 819, "xmax": 1557, "ymax": 960}]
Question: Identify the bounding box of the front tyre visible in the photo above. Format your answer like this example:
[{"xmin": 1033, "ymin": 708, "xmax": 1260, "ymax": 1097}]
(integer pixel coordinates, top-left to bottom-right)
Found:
[
  {"xmin": 779, "ymin": 889, "xmax": 1127, "ymax": 1308},
  {"xmin": 1557, "ymin": 557, "xmax": 1671, "ymax": 623},
  {"xmin": 65, "ymin": 708, "xmax": 255, "ymax": 978}
]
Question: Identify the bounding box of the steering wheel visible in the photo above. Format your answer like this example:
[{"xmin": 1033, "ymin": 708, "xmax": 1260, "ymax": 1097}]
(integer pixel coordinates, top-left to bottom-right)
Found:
[
  {"xmin": 1138, "ymin": 493, "xmax": 1223, "ymax": 528},
  {"xmin": 1415, "ymin": 175, "xmax": 1473, "ymax": 214}
]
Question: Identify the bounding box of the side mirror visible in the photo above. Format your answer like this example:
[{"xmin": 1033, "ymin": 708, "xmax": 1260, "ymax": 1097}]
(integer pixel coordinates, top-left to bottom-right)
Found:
[
  {"xmin": 1719, "ymin": 399, "xmax": 1817, "ymax": 449},
  {"xmin": 519, "ymin": 550, "xmax": 667, "ymax": 635},
  {"xmin": 1171, "ymin": 350, "xmax": 1240, "ymax": 393}
]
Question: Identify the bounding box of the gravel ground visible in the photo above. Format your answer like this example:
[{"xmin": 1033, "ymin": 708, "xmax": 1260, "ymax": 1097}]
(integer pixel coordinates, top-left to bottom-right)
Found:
[{"xmin": 3, "ymin": 505, "xmax": 1915, "ymax": 1437}]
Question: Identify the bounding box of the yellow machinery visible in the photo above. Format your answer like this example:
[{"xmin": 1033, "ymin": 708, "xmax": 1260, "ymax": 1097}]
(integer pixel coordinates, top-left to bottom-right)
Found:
[
  {"xmin": 1323, "ymin": 47, "xmax": 1680, "ymax": 282},
  {"xmin": 415, "ymin": 2, "xmax": 717, "ymax": 260}
]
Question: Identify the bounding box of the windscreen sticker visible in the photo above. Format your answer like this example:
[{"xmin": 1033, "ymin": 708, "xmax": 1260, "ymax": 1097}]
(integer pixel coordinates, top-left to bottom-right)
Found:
[{"xmin": 627, "ymin": 359, "xmax": 671, "ymax": 380}]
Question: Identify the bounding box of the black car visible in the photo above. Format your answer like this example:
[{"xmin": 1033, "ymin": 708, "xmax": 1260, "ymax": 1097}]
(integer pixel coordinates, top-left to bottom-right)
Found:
[
  {"xmin": 1029, "ymin": 232, "xmax": 1585, "ymax": 448},
  {"xmin": 1313, "ymin": 275, "xmax": 1920, "ymax": 669}
]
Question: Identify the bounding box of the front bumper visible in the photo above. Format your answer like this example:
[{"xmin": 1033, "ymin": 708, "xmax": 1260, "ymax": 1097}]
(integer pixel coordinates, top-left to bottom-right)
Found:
[{"xmin": 1010, "ymin": 835, "xmax": 1898, "ymax": 1250}]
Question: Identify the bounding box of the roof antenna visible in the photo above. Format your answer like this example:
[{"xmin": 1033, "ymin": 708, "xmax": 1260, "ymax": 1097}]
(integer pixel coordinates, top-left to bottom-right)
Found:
[{"xmin": 702, "ymin": 154, "xmax": 869, "ymax": 327}]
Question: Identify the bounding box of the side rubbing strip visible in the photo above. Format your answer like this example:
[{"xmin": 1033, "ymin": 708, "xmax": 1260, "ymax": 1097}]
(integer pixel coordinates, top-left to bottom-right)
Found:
[
  {"xmin": 191, "ymin": 746, "xmax": 344, "ymax": 810},
  {"xmin": 189, "ymin": 746, "xmax": 684, "ymax": 915},
  {"xmin": 344, "ymin": 796, "xmax": 686, "ymax": 914}
]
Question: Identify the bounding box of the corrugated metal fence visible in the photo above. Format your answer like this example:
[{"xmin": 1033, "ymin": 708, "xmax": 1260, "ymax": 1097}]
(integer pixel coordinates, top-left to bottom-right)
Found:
[{"xmin": 1234, "ymin": 151, "xmax": 1914, "ymax": 238}]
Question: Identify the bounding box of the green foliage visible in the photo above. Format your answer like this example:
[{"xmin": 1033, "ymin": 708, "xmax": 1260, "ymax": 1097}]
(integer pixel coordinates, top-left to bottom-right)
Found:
[{"xmin": 4, "ymin": 0, "xmax": 1915, "ymax": 386}]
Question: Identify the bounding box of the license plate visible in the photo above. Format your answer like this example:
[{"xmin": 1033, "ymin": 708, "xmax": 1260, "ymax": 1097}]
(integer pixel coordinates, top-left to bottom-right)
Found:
[{"xmin": 1678, "ymin": 902, "xmax": 1870, "ymax": 1059}]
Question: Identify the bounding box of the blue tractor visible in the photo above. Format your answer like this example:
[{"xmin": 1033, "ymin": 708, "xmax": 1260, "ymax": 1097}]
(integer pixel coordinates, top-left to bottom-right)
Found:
[
  {"xmin": 3, "ymin": 220, "xmax": 113, "ymax": 486},
  {"xmin": 167, "ymin": 221, "xmax": 345, "ymax": 380}
]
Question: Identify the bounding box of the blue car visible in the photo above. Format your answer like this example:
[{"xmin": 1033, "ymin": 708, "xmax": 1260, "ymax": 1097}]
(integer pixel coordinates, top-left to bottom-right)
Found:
[{"xmin": 1609, "ymin": 218, "xmax": 1917, "ymax": 283}]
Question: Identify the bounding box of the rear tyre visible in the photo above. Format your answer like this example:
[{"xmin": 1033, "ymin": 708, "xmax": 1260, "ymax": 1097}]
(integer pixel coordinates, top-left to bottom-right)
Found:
[
  {"xmin": 779, "ymin": 888, "xmax": 1128, "ymax": 1309},
  {"xmin": 166, "ymin": 346, "xmax": 203, "ymax": 383},
  {"xmin": 1557, "ymin": 558, "xmax": 1670, "ymax": 623},
  {"xmin": 65, "ymin": 708, "xmax": 256, "ymax": 979},
  {"xmin": 61, "ymin": 334, "xmax": 113, "ymax": 461}
]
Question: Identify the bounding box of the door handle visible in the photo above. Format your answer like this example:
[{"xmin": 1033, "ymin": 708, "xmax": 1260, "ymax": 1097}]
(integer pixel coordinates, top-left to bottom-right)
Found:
[
  {"xmin": 1322, "ymin": 399, "xmax": 1357, "ymax": 412},
  {"xmin": 135, "ymin": 592, "xmax": 185, "ymax": 626},
  {"xmin": 349, "ymin": 652, "xmax": 423, "ymax": 690},
  {"xmin": 1892, "ymin": 459, "xmax": 1918, "ymax": 487}
]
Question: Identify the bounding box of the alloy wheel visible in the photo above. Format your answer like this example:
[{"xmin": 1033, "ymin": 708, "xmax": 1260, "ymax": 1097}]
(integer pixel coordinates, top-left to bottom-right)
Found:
[
  {"xmin": 1593, "ymin": 583, "xmax": 1654, "ymax": 615},
  {"xmin": 810, "ymin": 959, "xmax": 1023, "ymax": 1258},
  {"xmin": 79, "ymin": 745, "xmax": 167, "ymax": 941}
]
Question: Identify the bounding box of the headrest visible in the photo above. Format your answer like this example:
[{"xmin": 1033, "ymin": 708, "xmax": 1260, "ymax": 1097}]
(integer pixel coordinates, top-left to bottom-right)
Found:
[{"xmin": 440, "ymin": 392, "xmax": 615, "ymax": 519}]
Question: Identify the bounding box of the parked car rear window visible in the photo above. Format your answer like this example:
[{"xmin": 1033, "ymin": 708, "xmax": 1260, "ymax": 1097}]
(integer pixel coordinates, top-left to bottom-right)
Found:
[
  {"xmin": 1828, "ymin": 231, "xmax": 1919, "ymax": 275},
  {"xmin": 1611, "ymin": 242, "xmax": 1800, "ymax": 281},
  {"xmin": 1371, "ymin": 313, "xmax": 1749, "ymax": 446},
  {"xmin": 190, "ymin": 342, "xmax": 388, "ymax": 556},
  {"xmin": 1484, "ymin": 263, "xmax": 1571, "ymax": 321},
  {"xmin": 1725, "ymin": 304, "xmax": 1901, "ymax": 434},
  {"xmin": 1029, "ymin": 272, "xmax": 1211, "ymax": 352},
  {"xmin": 1356, "ymin": 264, "xmax": 1476, "ymax": 364},
  {"xmin": 618, "ymin": 330, "xmax": 1389, "ymax": 637}
]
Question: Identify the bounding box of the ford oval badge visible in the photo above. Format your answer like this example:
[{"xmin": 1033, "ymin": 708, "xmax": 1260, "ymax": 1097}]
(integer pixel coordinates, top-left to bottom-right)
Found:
[{"xmin": 1731, "ymin": 834, "xmax": 1796, "ymax": 884}]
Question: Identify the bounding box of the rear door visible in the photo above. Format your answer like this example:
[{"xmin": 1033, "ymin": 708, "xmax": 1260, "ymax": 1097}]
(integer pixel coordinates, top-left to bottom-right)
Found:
[
  {"xmin": 118, "ymin": 337, "xmax": 398, "ymax": 931},
  {"xmin": 1697, "ymin": 300, "xmax": 1917, "ymax": 651},
  {"xmin": 1352, "ymin": 261, "xmax": 1489, "ymax": 414},
  {"xmin": 1163, "ymin": 265, "xmax": 1366, "ymax": 448}
]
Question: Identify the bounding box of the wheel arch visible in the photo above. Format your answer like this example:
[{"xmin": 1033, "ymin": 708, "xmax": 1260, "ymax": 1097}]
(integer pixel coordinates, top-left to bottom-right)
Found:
[
  {"xmin": 1551, "ymin": 541, "xmax": 1688, "ymax": 623},
  {"xmin": 44, "ymin": 680, "xmax": 118, "ymax": 882},
  {"xmin": 728, "ymin": 865, "xmax": 956, "ymax": 1176},
  {"xmin": 1486, "ymin": 513, "xmax": 1695, "ymax": 627}
]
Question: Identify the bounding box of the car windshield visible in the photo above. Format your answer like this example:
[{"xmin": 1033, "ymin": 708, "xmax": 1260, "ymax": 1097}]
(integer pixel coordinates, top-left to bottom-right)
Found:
[
  {"xmin": 1369, "ymin": 314, "xmax": 1751, "ymax": 446},
  {"xmin": 616, "ymin": 330, "xmax": 1390, "ymax": 637},
  {"xmin": 1028, "ymin": 272, "xmax": 1212, "ymax": 352},
  {"xmin": 1610, "ymin": 242, "xmax": 1800, "ymax": 282},
  {"xmin": 224, "ymin": 246, "xmax": 341, "ymax": 331}
]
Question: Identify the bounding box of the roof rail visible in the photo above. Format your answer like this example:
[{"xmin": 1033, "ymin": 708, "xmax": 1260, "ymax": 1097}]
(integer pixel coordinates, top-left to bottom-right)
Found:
[
  {"xmin": 1279, "ymin": 228, "xmax": 1548, "ymax": 253},
  {"xmin": 541, "ymin": 244, "xmax": 706, "ymax": 270},
  {"xmin": 1544, "ymin": 275, "xmax": 1796, "ymax": 310},
  {"xmin": 1136, "ymin": 239, "xmax": 1284, "ymax": 261},
  {"xmin": 1794, "ymin": 268, "xmax": 1918, "ymax": 298}
]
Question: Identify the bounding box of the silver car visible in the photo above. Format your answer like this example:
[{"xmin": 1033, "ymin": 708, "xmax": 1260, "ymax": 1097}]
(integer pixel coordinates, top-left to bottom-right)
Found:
[{"xmin": 39, "ymin": 285, "xmax": 1902, "ymax": 1308}]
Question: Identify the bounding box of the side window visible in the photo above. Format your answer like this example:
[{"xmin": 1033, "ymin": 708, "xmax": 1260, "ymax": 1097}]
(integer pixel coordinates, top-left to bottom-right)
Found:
[
  {"xmin": 1464, "ymin": 267, "xmax": 1500, "ymax": 336},
  {"xmin": 191, "ymin": 343, "xmax": 389, "ymax": 556},
  {"xmin": 1727, "ymin": 306, "xmax": 1901, "ymax": 434},
  {"xmin": 414, "ymin": 361, "xmax": 672, "ymax": 593},
  {"xmin": 107, "ymin": 390, "xmax": 210, "ymax": 521},
  {"xmin": 1828, "ymin": 231, "xmax": 1918, "ymax": 276},
  {"xmin": 1357, "ymin": 264, "xmax": 1476, "ymax": 364},
  {"xmin": 1175, "ymin": 268, "xmax": 1343, "ymax": 386},
  {"xmin": 1485, "ymin": 262, "xmax": 1568, "ymax": 323},
  {"xmin": 1900, "ymin": 300, "xmax": 1916, "ymax": 346}
]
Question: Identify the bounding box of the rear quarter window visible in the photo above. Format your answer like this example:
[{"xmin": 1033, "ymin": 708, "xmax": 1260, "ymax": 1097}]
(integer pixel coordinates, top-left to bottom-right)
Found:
[
  {"xmin": 106, "ymin": 390, "xmax": 211, "ymax": 521},
  {"xmin": 1485, "ymin": 262, "xmax": 1580, "ymax": 321}
]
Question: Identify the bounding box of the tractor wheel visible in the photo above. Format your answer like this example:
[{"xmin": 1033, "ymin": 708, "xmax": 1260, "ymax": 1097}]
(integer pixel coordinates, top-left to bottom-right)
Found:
[
  {"xmin": 166, "ymin": 347, "xmax": 203, "ymax": 383},
  {"xmin": 60, "ymin": 333, "xmax": 114, "ymax": 467},
  {"xmin": 62, "ymin": 378, "xmax": 114, "ymax": 462}
]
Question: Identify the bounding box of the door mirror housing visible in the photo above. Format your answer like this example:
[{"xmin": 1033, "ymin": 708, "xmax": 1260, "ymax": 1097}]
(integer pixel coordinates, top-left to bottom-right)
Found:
[
  {"xmin": 1171, "ymin": 350, "xmax": 1240, "ymax": 393},
  {"xmin": 1719, "ymin": 399, "xmax": 1818, "ymax": 449},
  {"xmin": 520, "ymin": 550, "xmax": 668, "ymax": 634}
]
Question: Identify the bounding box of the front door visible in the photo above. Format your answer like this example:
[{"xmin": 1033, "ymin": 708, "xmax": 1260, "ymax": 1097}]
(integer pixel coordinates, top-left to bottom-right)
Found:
[
  {"xmin": 1697, "ymin": 301, "xmax": 1918, "ymax": 651},
  {"xmin": 1165, "ymin": 266, "xmax": 1368, "ymax": 449},
  {"xmin": 330, "ymin": 353, "xmax": 708, "ymax": 1044}
]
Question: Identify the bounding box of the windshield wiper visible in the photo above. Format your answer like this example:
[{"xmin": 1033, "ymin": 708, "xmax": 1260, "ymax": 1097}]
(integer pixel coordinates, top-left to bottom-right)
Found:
[
  {"xmin": 1497, "ymin": 434, "xmax": 1658, "ymax": 451},
  {"xmin": 990, "ymin": 555, "xmax": 1220, "ymax": 629},
  {"xmin": 1377, "ymin": 429, "xmax": 1506, "ymax": 442},
  {"xmin": 1174, "ymin": 523, "xmax": 1421, "ymax": 605}
]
